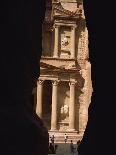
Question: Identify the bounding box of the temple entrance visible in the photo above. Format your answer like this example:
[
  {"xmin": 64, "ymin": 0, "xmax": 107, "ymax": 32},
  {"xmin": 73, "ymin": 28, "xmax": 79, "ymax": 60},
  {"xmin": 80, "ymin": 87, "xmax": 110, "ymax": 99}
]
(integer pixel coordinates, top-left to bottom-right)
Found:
[{"xmin": 42, "ymin": 80, "xmax": 52, "ymax": 130}]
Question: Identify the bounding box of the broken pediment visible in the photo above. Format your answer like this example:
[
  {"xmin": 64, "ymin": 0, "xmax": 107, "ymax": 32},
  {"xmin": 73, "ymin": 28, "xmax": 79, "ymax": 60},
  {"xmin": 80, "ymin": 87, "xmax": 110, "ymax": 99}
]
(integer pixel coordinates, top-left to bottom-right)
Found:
[
  {"xmin": 40, "ymin": 62, "xmax": 59, "ymax": 70},
  {"xmin": 40, "ymin": 60, "xmax": 80, "ymax": 73},
  {"xmin": 52, "ymin": 2, "xmax": 82, "ymax": 18}
]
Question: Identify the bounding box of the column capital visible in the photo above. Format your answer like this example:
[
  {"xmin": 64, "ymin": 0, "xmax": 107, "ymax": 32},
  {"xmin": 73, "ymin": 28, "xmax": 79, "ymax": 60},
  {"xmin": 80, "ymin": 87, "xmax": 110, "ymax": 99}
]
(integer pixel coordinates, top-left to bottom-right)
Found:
[
  {"xmin": 37, "ymin": 79, "xmax": 44, "ymax": 85},
  {"xmin": 71, "ymin": 25, "xmax": 77, "ymax": 30},
  {"xmin": 53, "ymin": 24, "xmax": 60, "ymax": 29},
  {"xmin": 52, "ymin": 80, "xmax": 59, "ymax": 86},
  {"xmin": 69, "ymin": 81, "xmax": 77, "ymax": 86}
]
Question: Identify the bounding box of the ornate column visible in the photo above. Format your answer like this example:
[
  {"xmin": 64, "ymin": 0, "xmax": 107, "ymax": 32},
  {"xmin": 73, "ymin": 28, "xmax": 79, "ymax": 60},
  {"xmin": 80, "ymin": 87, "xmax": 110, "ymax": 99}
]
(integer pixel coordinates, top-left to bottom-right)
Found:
[
  {"xmin": 69, "ymin": 81, "xmax": 76, "ymax": 131},
  {"xmin": 53, "ymin": 25, "xmax": 59, "ymax": 58},
  {"xmin": 51, "ymin": 80, "xmax": 59, "ymax": 131},
  {"xmin": 70, "ymin": 25, "xmax": 77, "ymax": 59},
  {"xmin": 36, "ymin": 79, "xmax": 44, "ymax": 118}
]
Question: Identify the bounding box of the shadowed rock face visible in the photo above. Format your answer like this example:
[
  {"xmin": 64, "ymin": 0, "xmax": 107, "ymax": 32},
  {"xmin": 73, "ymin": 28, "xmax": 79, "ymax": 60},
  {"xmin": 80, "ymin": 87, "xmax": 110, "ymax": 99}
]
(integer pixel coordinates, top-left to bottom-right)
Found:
[
  {"xmin": 0, "ymin": 0, "xmax": 49, "ymax": 154},
  {"xmin": 78, "ymin": 0, "xmax": 113, "ymax": 155},
  {"xmin": 0, "ymin": 0, "xmax": 46, "ymax": 104}
]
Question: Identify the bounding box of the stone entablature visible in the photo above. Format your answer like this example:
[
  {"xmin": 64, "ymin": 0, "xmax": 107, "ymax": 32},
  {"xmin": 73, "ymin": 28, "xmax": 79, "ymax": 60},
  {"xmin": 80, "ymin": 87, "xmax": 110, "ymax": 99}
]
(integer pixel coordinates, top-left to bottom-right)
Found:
[{"xmin": 40, "ymin": 57, "xmax": 78, "ymax": 69}]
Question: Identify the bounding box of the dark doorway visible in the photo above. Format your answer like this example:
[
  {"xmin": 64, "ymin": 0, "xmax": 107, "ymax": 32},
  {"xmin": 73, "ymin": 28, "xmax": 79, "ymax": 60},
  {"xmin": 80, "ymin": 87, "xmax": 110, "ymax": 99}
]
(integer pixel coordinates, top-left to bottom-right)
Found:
[{"xmin": 42, "ymin": 80, "xmax": 52, "ymax": 130}]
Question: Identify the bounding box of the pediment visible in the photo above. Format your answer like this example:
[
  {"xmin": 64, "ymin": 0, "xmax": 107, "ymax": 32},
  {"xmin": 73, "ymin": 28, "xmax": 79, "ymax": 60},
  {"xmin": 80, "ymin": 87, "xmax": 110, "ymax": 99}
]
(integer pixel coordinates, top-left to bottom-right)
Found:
[
  {"xmin": 53, "ymin": 2, "xmax": 82, "ymax": 17},
  {"xmin": 40, "ymin": 62, "xmax": 60, "ymax": 70},
  {"xmin": 40, "ymin": 61, "xmax": 80, "ymax": 73}
]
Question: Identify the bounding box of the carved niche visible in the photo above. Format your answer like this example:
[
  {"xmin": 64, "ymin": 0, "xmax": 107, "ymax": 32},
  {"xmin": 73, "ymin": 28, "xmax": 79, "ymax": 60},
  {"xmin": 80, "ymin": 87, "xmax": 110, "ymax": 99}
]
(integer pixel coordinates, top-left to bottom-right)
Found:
[{"xmin": 60, "ymin": 26, "xmax": 71, "ymax": 58}]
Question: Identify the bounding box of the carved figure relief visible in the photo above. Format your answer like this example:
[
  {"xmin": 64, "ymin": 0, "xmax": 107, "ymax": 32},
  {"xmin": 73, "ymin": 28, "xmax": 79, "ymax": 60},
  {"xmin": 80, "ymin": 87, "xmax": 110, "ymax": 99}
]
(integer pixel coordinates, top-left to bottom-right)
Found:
[
  {"xmin": 60, "ymin": 105, "xmax": 69, "ymax": 120},
  {"xmin": 61, "ymin": 36, "xmax": 69, "ymax": 47}
]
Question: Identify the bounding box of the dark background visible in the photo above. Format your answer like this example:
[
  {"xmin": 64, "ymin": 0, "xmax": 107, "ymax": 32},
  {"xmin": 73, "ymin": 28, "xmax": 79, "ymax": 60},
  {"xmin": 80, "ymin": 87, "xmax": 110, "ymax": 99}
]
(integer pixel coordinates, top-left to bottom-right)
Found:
[{"xmin": 0, "ymin": 1, "xmax": 49, "ymax": 154}]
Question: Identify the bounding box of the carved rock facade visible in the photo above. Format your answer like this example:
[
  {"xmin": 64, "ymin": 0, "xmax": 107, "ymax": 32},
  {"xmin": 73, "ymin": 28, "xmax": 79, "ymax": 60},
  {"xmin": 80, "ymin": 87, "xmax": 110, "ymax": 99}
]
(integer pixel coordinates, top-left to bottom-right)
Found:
[{"xmin": 33, "ymin": 0, "xmax": 92, "ymax": 143}]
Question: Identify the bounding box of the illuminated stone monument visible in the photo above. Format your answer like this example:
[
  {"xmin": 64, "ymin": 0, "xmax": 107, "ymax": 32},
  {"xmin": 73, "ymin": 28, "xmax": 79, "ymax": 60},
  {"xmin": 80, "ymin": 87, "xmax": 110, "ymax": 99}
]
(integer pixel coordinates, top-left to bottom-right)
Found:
[{"xmin": 33, "ymin": 0, "xmax": 92, "ymax": 143}]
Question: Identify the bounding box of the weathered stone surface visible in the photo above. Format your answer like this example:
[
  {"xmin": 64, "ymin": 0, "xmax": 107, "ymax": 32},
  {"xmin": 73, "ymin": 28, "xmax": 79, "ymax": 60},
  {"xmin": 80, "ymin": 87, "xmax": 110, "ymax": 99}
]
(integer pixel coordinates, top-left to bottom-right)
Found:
[{"xmin": 33, "ymin": 0, "xmax": 92, "ymax": 143}]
